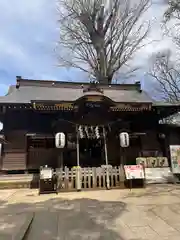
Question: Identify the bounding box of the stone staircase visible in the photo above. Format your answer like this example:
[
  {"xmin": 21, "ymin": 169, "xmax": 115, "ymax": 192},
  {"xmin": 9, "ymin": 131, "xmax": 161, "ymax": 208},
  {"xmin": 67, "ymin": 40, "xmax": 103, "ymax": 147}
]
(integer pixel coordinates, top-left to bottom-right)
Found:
[{"xmin": 0, "ymin": 174, "xmax": 39, "ymax": 189}]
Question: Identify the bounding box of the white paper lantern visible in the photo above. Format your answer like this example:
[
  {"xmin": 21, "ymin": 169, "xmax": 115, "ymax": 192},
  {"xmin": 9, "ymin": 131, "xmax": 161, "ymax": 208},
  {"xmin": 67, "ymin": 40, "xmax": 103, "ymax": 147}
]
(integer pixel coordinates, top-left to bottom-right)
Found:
[
  {"xmin": 0, "ymin": 144, "xmax": 2, "ymax": 156},
  {"xmin": 0, "ymin": 122, "xmax": 3, "ymax": 131},
  {"xmin": 119, "ymin": 132, "xmax": 129, "ymax": 148},
  {"xmin": 55, "ymin": 132, "xmax": 66, "ymax": 148}
]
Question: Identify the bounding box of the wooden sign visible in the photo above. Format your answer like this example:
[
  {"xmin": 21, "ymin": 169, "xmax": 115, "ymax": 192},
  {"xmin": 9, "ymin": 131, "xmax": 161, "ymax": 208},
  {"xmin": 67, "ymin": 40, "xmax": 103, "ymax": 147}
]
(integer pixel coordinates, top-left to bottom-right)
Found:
[
  {"xmin": 85, "ymin": 102, "xmax": 101, "ymax": 108},
  {"xmin": 136, "ymin": 157, "xmax": 147, "ymax": 167},
  {"xmin": 124, "ymin": 165, "xmax": 145, "ymax": 179}
]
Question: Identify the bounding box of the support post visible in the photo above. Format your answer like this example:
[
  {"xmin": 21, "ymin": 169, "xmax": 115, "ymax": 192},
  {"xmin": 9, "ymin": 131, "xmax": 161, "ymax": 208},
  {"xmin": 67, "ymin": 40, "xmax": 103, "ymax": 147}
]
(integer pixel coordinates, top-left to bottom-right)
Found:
[
  {"xmin": 130, "ymin": 178, "xmax": 132, "ymax": 191},
  {"xmin": 58, "ymin": 151, "xmax": 63, "ymax": 168},
  {"xmin": 103, "ymin": 126, "xmax": 110, "ymax": 190},
  {"xmin": 76, "ymin": 126, "xmax": 81, "ymax": 191},
  {"xmin": 120, "ymin": 147, "xmax": 125, "ymax": 166},
  {"xmin": 120, "ymin": 147, "xmax": 125, "ymax": 182},
  {"xmin": 25, "ymin": 134, "xmax": 28, "ymax": 174}
]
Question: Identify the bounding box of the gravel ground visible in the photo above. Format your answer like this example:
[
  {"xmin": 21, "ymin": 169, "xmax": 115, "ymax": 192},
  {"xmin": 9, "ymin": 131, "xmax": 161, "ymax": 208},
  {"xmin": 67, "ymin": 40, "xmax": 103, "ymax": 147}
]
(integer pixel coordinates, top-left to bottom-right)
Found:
[{"xmin": 0, "ymin": 185, "xmax": 180, "ymax": 239}]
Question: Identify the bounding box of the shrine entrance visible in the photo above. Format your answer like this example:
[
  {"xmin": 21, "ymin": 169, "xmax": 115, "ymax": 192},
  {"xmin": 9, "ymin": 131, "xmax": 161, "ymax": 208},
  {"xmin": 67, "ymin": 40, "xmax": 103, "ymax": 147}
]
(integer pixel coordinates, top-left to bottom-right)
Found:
[{"xmin": 79, "ymin": 138, "xmax": 104, "ymax": 167}]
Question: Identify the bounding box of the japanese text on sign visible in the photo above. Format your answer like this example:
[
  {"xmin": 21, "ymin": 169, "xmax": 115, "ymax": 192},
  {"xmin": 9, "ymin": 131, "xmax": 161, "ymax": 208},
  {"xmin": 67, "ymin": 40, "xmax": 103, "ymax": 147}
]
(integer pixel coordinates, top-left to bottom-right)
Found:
[
  {"xmin": 124, "ymin": 165, "xmax": 145, "ymax": 179},
  {"xmin": 170, "ymin": 145, "xmax": 180, "ymax": 174}
]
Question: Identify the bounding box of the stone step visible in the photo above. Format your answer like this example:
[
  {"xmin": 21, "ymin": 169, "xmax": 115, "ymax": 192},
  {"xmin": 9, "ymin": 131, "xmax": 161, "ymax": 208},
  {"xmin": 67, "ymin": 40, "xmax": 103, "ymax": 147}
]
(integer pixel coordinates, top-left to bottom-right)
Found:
[
  {"xmin": 24, "ymin": 212, "xmax": 59, "ymax": 240},
  {"xmin": 0, "ymin": 213, "xmax": 34, "ymax": 240},
  {"xmin": 0, "ymin": 181, "xmax": 38, "ymax": 190}
]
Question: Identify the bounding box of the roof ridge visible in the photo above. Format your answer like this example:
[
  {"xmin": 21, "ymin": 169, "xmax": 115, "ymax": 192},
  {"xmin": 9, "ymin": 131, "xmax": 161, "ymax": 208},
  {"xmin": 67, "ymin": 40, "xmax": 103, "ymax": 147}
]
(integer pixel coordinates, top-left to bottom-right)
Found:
[{"xmin": 15, "ymin": 77, "xmax": 142, "ymax": 91}]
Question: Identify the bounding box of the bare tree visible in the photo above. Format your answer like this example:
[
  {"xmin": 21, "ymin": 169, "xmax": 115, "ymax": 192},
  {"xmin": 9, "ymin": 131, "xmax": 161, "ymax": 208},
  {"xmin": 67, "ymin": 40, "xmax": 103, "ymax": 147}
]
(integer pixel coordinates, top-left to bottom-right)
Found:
[
  {"xmin": 162, "ymin": 0, "xmax": 180, "ymax": 49},
  {"xmin": 57, "ymin": 0, "xmax": 150, "ymax": 84},
  {"xmin": 164, "ymin": 0, "xmax": 180, "ymax": 22},
  {"xmin": 149, "ymin": 49, "xmax": 180, "ymax": 102},
  {"xmin": 147, "ymin": 0, "xmax": 180, "ymax": 102}
]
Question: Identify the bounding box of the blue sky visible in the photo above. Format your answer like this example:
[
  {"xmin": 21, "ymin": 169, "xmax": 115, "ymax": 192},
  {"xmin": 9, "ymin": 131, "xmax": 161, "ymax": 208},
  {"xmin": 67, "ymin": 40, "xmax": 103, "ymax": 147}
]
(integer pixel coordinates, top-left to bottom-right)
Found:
[{"xmin": 0, "ymin": 0, "xmax": 174, "ymax": 96}]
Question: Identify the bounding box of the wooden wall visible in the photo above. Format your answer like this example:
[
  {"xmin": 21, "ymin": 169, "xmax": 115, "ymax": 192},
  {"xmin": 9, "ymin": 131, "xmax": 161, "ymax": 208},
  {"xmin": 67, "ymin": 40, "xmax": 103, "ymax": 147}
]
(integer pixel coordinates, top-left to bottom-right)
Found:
[
  {"xmin": 140, "ymin": 131, "xmax": 162, "ymax": 155},
  {"xmin": 2, "ymin": 130, "xmax": 27, "ymax": 170},
  {"xmin": 107, "ymin": 136, "xmax": 120, "ymax": 166},
  {"xmin": 1, "ymin": 108, "xmax": 180, "ymax": 171},
  {"xmin": 0, "ymin": 109, "xmax": 77, "ymax": 171},
  {"xmin": 168, "ymin": 128, "xmax": 180, "ymax": 145},
  {"xmin": 124, "ymin": 137, "xmax": 141, "ymax": 164},
  {"xmin": 27, "ymin": 148, "xmax": 59, "ymax": 170}
]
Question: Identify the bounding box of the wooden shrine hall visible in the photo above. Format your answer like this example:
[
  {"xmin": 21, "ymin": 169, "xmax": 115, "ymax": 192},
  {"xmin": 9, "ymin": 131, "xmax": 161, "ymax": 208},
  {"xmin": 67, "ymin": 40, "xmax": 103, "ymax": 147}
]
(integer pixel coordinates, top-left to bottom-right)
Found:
[{"xmin": 0, "ymin": 76, "xmax": 180, "ymax": 176}]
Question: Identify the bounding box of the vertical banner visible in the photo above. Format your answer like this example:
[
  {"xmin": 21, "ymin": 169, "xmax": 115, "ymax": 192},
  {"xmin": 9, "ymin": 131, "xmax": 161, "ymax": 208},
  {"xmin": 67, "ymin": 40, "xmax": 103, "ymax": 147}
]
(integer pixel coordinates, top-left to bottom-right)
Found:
[{"xmin": 170, "ymin": 145, "xmax": 180, "ymax": 173}]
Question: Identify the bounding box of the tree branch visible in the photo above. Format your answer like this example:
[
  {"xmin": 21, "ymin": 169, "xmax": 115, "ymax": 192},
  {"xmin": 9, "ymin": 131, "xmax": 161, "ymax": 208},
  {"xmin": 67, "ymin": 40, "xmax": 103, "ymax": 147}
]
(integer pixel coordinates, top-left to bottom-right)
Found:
[
  {"xmin": 149, "ymin": 49, "xmax": 180, "ymax": 102},
  {"xmin": 57, "ymin": 0, "xmax": 150, "ymax": 83}
]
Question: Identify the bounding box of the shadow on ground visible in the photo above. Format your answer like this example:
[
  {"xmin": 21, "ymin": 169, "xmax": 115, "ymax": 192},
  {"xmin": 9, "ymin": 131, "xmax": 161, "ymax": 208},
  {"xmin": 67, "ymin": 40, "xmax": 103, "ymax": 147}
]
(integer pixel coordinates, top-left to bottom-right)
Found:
[{"xmin": 0, "ymin": 196, "xmax": 141, "ymax": 240}]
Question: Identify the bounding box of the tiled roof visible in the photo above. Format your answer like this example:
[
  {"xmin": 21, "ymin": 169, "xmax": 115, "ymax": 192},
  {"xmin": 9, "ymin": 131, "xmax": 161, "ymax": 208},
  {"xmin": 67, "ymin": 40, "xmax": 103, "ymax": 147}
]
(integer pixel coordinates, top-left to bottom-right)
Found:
[
  {"xmin": 152, "ymin": 102, "xmax": 180, "ymax": 107},
  {"xmin": 0, "ymin": 78, "xmax": 153, "ymax": 104}
]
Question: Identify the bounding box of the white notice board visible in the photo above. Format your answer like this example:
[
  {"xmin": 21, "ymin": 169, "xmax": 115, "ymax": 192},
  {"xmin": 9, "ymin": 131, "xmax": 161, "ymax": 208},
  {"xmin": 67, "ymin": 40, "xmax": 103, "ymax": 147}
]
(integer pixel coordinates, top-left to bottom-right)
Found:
[
  {"xmin": 145, "ymin": 167, "xmax": 174, "ymax": 183},
  {"xmin": 124, "ymin": 165, "xmax": 145, "ymax": 180},
  {"xmin": 170, "ymin": 145, "xmax": 180, "ymax": 174}
]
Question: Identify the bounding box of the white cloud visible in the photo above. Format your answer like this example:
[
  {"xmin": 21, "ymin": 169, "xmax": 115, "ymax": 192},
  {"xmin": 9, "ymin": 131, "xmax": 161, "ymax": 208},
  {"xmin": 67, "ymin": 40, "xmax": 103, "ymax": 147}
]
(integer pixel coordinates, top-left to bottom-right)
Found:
[
  {"xmin": 0, "ymin": 0, "xmax": 60, "ymax": 88},
  {"xmin": 0, "ymin": 83, "xmax": 9, "ymax": 96},
  {"xmin": 0, "ymin": 38, "xmax": 26, "ymax": 60},
  {"xmin": 0, "ymin": 0, "xmax": 176, "ymax": 95}
]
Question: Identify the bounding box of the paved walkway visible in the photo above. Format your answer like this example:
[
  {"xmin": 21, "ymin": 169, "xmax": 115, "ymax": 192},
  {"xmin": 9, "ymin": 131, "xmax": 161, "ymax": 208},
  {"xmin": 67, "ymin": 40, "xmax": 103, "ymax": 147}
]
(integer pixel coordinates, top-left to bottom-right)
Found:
[{"xmin": 0, "ymin": 185, "xmax": 180, "ymax": 239}]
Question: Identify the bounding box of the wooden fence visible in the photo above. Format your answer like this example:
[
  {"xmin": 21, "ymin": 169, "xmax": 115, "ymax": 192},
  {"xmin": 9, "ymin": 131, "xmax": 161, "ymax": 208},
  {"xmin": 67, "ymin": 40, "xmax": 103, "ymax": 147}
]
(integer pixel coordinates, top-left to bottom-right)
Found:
[{"xmin": 56, "ymin": 166, "xmax": 125, "ymax": 191}]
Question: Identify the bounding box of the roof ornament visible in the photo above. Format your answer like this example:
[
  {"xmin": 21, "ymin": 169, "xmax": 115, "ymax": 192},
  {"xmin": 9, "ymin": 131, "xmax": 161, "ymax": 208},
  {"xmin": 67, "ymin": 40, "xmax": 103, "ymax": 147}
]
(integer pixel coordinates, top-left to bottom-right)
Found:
[
  {"xmin": 16, "ymin": 76, "xmax": 21, "ymax": 89},
  {"xmin": 135, "ymin": 80, "xmax": 142, "ymax": 92},
  {"xmin": 16, "ymin": 82, "xmax": 20, "ymax": 89},
  {"xmin": 83, "ymin": 80, "xmax": 103, "ymax": 94}
]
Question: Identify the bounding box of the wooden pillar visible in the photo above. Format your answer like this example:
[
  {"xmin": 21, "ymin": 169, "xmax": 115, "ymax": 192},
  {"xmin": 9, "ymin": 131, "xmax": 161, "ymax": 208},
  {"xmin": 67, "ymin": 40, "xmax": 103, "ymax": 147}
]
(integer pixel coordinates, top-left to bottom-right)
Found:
[
  {"xmin": 76, "ymin": 127, "xmax": 80, "ymax": 167},
  {"xmin": 103, "ymin": 126, "xmax": 110, "ymax": 189},
  {"xmin": 76, "ymin": 126, "xmax": 81, "ymax": 191},
  {"xmin": 120, "ymin": 147, "xmax": 125, "ymax": 183},
  {"xmin": 139, "ymin": 135, "xmax": 143, "ymax": 157},
  {"xmin": 58, "ymin": 151, "xmax": 63, "ymax": 168},
  {"xmin": 163, "ymin": 128, "xmax": 171, "ymax": 166},
  {"xmin": 0, "ymin": 143, "xmax": 2, "ymax": 171},
  {"xmin": 25, "ymin": 134, "xmax": 28, "ymax": 173}
]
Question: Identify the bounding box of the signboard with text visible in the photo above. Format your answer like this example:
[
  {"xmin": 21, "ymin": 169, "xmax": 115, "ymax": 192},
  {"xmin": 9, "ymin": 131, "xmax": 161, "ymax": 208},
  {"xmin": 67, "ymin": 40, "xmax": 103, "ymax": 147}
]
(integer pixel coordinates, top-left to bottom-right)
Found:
[
  {"xmin": 145, "ymin": 167, "xmax": 174, "ymax": 183},
  {"xmin": 170, "ymin": 145, "xmax": 180, "ymax": 174},
  {"xmin": 124, "ymin": 165, "xmax": 145, "ymax": 180}
]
